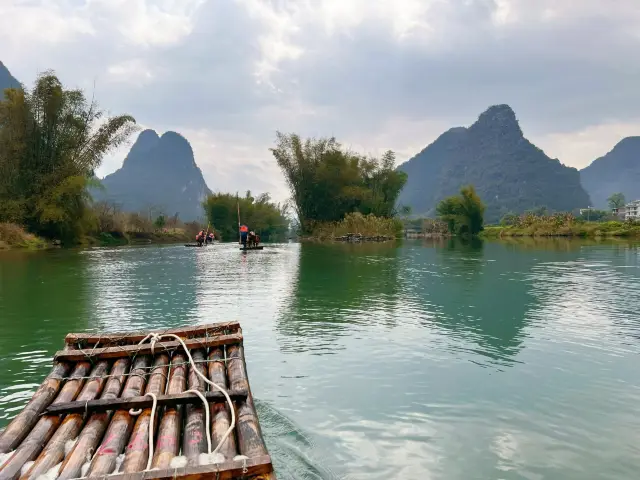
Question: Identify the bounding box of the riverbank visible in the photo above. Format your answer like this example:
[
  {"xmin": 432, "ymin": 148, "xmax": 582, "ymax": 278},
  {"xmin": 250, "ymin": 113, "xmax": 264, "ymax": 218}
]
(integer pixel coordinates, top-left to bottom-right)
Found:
[
  {"xmin": 301, "ymin": 212, "xmax": 402, "ymax": 242},
  {"xmin": 86, "ymin": 229, "xmax": 192, "ymax": 246},
  {"xmin": 0, "ymin": 223, "xmax": 49, "ymax": 250},
  {"xmin": 0, "ymin": 223, "xmax": 192, "ymax": 250},
  {"xmin": 482, "ymin": 221, "xmax": 640, "ymax": 238}
]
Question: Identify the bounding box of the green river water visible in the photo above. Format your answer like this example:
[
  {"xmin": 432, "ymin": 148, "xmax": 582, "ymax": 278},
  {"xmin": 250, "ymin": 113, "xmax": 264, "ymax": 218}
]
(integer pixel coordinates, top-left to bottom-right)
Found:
[{"xmin": 0, "ymin": 239, "xmax": 639, "ymax": 479}]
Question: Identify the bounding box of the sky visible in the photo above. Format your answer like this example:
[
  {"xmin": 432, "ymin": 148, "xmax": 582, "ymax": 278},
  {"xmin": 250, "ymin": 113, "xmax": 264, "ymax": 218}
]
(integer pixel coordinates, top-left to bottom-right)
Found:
[{"xmin": 2, "ymin": 0, "xmax": 639, "ymax": 202}]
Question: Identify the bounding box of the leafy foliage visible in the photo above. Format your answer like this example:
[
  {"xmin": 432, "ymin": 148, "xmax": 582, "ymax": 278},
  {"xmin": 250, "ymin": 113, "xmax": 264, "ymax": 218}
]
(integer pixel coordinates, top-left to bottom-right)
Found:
[
  {"xmin": 270, "ymin": 132, "xmax": 407, "ymax": 233},
  {"xmin": 577, "ymin": 209, "xmax": 611, "ymax": 222},
  {"xmin": 436, "ymin": 185, "xmax": 486, "ymax": 236},
  {"xmin": 607, "ymin": 192, "xmax": 626, "ymax": 209},
  {"xmin": 202, "ymin": 191, "xmax": 289, "ymax": 241},
  {"xmin": 154, "ymin": 215, "xmax": 166, "ymax": 229},
  {"xmin": 0, "ymin": 71, "xmax": 137, "ymax": 242}
]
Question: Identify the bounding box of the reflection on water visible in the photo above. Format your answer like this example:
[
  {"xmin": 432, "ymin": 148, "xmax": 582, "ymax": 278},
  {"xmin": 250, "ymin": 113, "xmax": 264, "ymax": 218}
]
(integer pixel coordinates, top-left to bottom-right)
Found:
[
  {"xmin": 0, "ymin": 240, "xmax": 639, "ymax": 479},
  {"xmin": 277, "ymin": 243, "xmax": 402, "ymax": 354}
]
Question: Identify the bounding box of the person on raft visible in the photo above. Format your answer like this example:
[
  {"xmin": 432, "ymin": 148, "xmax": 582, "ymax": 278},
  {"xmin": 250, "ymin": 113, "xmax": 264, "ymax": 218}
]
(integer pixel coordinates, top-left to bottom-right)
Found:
[
  {"xmin": 196, "ymin": 230, "xmax": 205, "ymax": 246},
  {"xmin": 206, "ymin": 232, "xmax": 214, "ymax": 244},
  {"xmin": 240, "ymin": 224, "xmax": 249, "ymax": 248}
]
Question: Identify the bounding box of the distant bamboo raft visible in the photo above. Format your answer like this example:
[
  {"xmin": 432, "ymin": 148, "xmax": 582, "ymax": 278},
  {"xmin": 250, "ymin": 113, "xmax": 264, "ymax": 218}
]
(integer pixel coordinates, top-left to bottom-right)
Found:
[{"xmin": 0, "ymin": 321, "xmax": 275, "ymax": 480}]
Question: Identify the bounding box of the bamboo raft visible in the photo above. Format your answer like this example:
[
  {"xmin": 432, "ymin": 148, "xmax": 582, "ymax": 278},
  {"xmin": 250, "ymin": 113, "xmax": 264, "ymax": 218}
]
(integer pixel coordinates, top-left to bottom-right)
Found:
[
  {"xmin": 0, "ymin": 322, "xmax": 275, "ymax": 480},
  {"xmin": 238, "ymin": 247, "xmax": 263, "ymax": 251}
]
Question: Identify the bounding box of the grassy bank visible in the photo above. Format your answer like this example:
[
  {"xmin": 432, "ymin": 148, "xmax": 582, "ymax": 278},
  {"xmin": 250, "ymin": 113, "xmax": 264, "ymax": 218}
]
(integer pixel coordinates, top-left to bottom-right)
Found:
[
  {"xmin": 0, "ymin": 223, "xmax": 193, "ymax": 250},
  {"xmin": 86, "ymin": 228, "xmax": 193, "ymax": 246},
  {"xmin": 302, "ymin": 213, "xmax": 402, "ymax": 242},
  {"xmin": 482, "ymin": 221, "xmax": 640, "ymax": 238},
  {"xmin": 0, "ymin": 223, "xmax": 50, "ymax": 250}
]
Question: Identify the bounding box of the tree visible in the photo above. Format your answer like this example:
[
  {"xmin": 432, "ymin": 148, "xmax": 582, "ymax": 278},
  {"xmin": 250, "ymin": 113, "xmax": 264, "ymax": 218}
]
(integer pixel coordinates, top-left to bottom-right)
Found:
[
  {"xmin": 607, "ymin": 192, "xmax": 626, "ymax": 210},
  {"xmin": 525, "ymin": 206, "xmax": 549, "ymax": 216},
  {"xmin": 270, "ymin": 132, "xmax": 407, "ymax": 233},
  {"xmin": 0, "ymin": 71, "xmax": 137, "ymax": 242},
  {"xmin": 500, "ymin": 212, "xmax": 518, "ymax": 226},
  {"xmin": 202, "ymin": 191, "xmax": 289, "ymax": 241},
  {"xmin": 154, "ymin": 215, "xmax": 166, "ymax": 230},
  {"xmin": 436, "ymin": 185, "xmax": 486, "ymax": 236}
]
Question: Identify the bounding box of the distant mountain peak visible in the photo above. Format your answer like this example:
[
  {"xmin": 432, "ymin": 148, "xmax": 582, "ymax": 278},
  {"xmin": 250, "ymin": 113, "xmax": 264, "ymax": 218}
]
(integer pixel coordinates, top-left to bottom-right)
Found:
[
  {"xmin": 581, "ymin": 135, "xmax": 640, "ymax": 208},
  {"xmin": 397, "ymin": 104, "xmax": 590, "ymax": 222},
  {"xmin": 611, "ymin": 136, "xmax": 640, "ymax": 153},
  {"xmin": 471, "ymin": 104, "xmax": 523, "ymax": 138},
  {"xmin": 137, "ymin": 129, "xmax": 161, "ymax": 145},
  {"xmin": 95, "ymin": 129, "xmax": 211, "ymax": 220},
  {"xmin": 0, "ymin": 60, "xmax": 20, "ymax": 93}
]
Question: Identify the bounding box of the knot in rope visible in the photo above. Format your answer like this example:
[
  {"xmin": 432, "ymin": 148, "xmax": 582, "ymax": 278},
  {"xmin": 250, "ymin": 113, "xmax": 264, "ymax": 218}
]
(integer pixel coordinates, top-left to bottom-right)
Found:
[{"xmin": 148, "ymin": 333, "xmax": 161, "ymax": 356}]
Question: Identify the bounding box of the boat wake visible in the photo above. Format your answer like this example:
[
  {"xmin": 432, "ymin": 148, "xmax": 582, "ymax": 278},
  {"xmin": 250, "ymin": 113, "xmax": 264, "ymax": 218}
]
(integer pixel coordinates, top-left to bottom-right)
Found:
[{"xmin": 255, "ymin": 400, "xmax": 346, "ymax": 480}]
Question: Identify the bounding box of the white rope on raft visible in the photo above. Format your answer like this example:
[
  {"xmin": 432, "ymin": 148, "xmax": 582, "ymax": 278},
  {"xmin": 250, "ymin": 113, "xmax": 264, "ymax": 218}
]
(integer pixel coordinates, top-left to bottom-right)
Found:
[{"xmin": 129, "ymin": 333, "xmax": 236, "ymax": 471}]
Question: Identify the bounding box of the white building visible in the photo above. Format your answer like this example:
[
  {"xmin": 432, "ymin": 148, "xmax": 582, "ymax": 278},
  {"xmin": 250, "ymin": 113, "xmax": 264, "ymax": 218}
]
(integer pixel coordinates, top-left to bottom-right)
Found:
[{"xmin": 625, "ymin": 200, "xmax": 640, "ymax": 220}]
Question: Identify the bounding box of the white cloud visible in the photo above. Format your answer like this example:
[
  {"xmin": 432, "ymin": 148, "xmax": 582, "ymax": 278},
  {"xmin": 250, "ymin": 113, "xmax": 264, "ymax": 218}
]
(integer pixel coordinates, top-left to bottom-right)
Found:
[
  {"xmin": 536, "ymin": 122, "xmax": 640, "ymax": 169},
  {"xmin": 107, "ymin": 60, "xmax": 154, "ymax": 85},
  {"xmin": 0, "ymin": 1, "xmax": 93, "ymax": 55},
  {"xmin": 85, "ymin": 0, "xmax": 206, "ymax": 47},
  {"xmin": 3, "ymin": 0, "xmax": 640, "ymax": 201}
]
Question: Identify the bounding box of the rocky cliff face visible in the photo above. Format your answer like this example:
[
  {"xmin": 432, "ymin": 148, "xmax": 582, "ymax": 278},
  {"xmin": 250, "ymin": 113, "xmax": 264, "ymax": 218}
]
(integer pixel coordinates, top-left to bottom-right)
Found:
[
  {"xmin": 397, "ymin": 105, "xmax": 591, "ymax": 222},
  {"xmin": 580, "ymin": 137, "xmax": 640, "ymax": 208},
  {"xmin": 96, "ymin": 129, "xmax": 212, "ymax": 220}
]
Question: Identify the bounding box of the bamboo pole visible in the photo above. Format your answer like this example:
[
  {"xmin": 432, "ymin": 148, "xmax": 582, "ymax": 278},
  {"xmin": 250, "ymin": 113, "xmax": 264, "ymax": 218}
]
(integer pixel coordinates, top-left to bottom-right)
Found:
[
  {"xmin": 182, "ymin": 349, "xmax": 207, "ymax": 465},
  {"xmin": 0, "ymin": 362, "xmax": 71, "ymax": 453},
  {"xmin": 0, "ymin": 362, "xmax": 91, "ymax": 480},
  {"xmin": 85, "ymin": 356, "xmax": 151, "ymax": 476},
  {"xmin": 57, "ymin": 358, "xmax": 130, "ymax": 480},
  {"xmin": 226, "ymin": 345, "xmax": 249, "ymax": 393},
  {"xmin": 66, "ymin": 321, "xmax": 240, "ymax": 345},
  {"xmin": 227, "ymin": 345, "xmax": 269, "ymax": 459},
  {"xmin": 19, "ymin": 361, "xmax": 110, "ymax": 480},
  {"xmin": 121, "ymin": 354, "xmax": 169, "ymax": 473},
  {"xmin": 151, "ymin": 353, "xmax": 186, "ymax": 469},
  {"xmin": 208, "ymin": 347, "xmax": 237, "ymax": 460}
]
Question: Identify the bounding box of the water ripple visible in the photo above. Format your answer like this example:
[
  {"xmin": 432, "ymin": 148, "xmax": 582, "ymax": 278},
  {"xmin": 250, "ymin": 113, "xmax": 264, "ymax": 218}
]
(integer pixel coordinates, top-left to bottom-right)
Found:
[{"xmin": 0, "ymin": 240, "xmax": 639, "ymax": 479}]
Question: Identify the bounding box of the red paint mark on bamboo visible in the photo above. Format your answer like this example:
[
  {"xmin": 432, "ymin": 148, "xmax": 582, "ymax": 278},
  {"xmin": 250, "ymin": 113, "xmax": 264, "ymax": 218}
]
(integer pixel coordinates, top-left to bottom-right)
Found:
[
  {"xmin": 188, "ymin": 429, "xmax": 202, "ymax": 445},
  {"xmin": 127, "ymin": 432, "xmax": 147, "ymax": 452},
  {"xmin": 156, "ymin": 435, "xmax": 176, "ymax": 449},
  {"xmin": 96, "ymin": 432, "xmax": 117, "ymax": 455}
]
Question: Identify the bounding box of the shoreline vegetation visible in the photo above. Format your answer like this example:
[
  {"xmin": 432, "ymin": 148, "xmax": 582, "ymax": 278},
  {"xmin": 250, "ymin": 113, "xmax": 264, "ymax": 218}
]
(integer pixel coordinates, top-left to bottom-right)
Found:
[
  {"xmin": 482, "ymin": 221, "xmax": 640, "ymax": 238},
  {"xmin": 271, "ymin": 132, "xmax": 408, "ymax": 242},
  {"xmin": 0, "ymin": 222, "xmax": 194, "ymax": 250},
  {"xmin": 202, "ymin": 191, "xmax": 288, "ymax": 242},
  {"xmin": 0, "ymin": 71, "xmax": 139, "ymax": 249},
  {"xmin": 300, "ymin": 212, "xmax": 402, "ymax": 242}
]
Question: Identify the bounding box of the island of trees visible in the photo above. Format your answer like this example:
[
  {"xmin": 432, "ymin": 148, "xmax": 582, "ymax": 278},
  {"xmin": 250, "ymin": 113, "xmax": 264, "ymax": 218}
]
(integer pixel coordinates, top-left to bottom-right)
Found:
[{"xmin": 270, "ymin": 132, "xmax": 408, "ymax": 240}]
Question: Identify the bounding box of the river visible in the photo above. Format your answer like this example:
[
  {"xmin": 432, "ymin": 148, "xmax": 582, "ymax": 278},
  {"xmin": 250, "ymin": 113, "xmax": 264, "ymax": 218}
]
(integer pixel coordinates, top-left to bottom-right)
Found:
[{"xmin": 0, "ymin": 239, "xmax": 639, "ymax": 479}]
